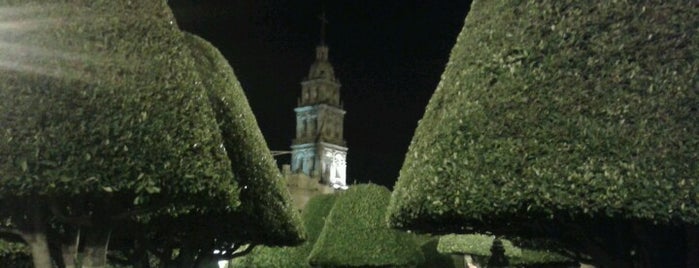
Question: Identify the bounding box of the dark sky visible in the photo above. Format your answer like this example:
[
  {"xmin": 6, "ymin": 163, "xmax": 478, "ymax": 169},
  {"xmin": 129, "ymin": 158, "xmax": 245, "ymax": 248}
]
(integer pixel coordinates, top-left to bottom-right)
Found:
[{"xmin": 167, "ymin": 0, "xmax": 472, "ymax": 187}]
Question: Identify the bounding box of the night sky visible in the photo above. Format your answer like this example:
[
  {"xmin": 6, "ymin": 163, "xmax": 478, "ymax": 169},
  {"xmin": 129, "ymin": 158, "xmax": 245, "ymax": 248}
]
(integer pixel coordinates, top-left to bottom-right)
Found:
[{"xmin": 167, "ymin": 0, "xmax": 472, "ymax": 187}]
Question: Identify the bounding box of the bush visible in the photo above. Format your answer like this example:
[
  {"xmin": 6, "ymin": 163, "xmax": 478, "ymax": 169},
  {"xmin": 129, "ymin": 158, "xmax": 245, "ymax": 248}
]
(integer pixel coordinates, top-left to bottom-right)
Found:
[
  {"xmin": 387, "ymin": 1, "xmax": 698, "ymax": 266},
  {"xmin": 235, "ymin": 194, "xmax": 338, "ymax": 267},
  {"xmin": 309, "ymin": 184, "xmax": 423, "ymax": 267}
]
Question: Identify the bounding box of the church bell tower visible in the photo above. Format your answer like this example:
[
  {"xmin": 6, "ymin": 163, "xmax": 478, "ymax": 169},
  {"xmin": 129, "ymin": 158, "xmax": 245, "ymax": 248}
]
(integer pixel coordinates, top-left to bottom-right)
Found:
[{"xmin": 290, "ymin": 13, "xmax": 348, "ymax": 188}]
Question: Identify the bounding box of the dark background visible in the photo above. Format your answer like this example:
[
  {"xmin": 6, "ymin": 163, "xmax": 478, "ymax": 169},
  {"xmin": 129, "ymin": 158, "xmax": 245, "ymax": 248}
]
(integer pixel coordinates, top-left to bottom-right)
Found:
[{"xmin": 167, "ymin": 0, "xmax": 472, "ymax": 187}]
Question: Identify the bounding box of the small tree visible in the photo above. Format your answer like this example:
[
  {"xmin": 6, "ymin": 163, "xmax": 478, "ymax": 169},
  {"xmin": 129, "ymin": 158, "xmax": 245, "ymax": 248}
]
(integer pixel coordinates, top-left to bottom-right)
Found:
[
  {"xmin": 0, "ymin": 1, "xmax": 301, "ymax": 267},
  {"xmin": 309, "ymin": 184, "xmax": 424, "ymax": 267},
  {"xmin": 387, "ymin": 1, "xmax": 698, "ymax": 267}
]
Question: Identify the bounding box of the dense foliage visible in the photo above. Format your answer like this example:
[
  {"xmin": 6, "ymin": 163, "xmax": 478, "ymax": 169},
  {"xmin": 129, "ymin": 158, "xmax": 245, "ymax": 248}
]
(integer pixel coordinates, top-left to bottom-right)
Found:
[
  {"xmin": 387, "ymin": 0, "xmax": 698, "ymax": 266},
  {"xmin": 104, "ymin": 32, "xmax": 305, "ymax": 267},
  {"xmin": 0, "ymin": 1, "xmax": 238, "ymax": 266},
  {"xmin": 0, "ymin": 0, "xmax": 237, "ymax": 211},
  {"xmin": 309, "ymin": 184, "xmax": 424, "ymax": 267},
  {"xmin": 0, "ymin": 240, "xmax": 31, "ymax": 268},
  {"xmin": 437, "ymin": 234, "xmax": 570, "ymax": 266},
  {"xmin": 236, "ymin": 194, "xmax": 338, "ymax": 267},
  {"xmin": 0, "ymin": 1, "xmax": 302, "ymax": 266}
]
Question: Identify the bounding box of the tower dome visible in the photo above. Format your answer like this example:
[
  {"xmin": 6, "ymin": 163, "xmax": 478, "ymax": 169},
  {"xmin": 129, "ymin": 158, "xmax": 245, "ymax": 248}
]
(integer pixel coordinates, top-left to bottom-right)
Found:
[{"xmin": 308, "ymin": 46, "xmax": 336, "ymax": 81}]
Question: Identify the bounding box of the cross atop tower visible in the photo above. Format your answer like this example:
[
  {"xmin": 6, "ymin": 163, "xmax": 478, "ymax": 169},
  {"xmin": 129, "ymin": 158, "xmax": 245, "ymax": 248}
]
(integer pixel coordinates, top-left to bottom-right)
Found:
[{"xmin": 318, "ymin": 11, "xmax": 328, "ymax": 45}]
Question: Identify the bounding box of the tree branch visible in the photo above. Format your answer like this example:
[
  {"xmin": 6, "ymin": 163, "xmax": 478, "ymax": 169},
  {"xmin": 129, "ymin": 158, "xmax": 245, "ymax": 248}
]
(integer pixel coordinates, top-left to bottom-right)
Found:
[
  {"xmin": 0, "ymin": 226, "xmax": 23, "ymax": 237},
  {"xmin": 111, "ymin": 206, "xmax": 160, "ymax": 221},
  {"xmin": 48, "ymin": 201, "xmax": 92, "ymax": 226},
  {"xmin": 229, "ymin": 244, "xmax": 257, "ymax": 259}
]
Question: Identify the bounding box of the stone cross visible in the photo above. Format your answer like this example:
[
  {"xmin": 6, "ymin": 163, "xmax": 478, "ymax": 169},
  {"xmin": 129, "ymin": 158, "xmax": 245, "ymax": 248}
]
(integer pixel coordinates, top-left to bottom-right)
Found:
[{"xmin": 319, "ymin": 11, "xmax": 328, "ymax": 45}]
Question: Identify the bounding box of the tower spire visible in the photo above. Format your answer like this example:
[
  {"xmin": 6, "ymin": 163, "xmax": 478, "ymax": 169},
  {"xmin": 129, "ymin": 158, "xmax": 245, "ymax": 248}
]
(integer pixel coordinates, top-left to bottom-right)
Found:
[{"xmin": 318, "ymin": 11, "xmax": 328, "ymax": 46}]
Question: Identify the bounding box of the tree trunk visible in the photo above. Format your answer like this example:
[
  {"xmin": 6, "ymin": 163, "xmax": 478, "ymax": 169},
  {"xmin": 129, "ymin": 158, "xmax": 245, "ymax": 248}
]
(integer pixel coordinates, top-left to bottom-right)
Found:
[
  {"xmin": 61, "ymin": 228, "xmax": 80, "ymax": 268},
  {"xmin": 19, "ymin": 200, "xmax": 53, "ymax": 268},
  {"xmin": 174, "ymin": 245, "xmax": 197, "ymax": 268},
  {"xmin": 82, "ymin": 226, "xmax": 112, "ymax": 268},
  {"xmin": 25, "ymin": 232, "xmax": 53, "ymax": 268},
  {"xmin": 687, "ymin": 225, "xmax": 699, "ymax": 268},
  {"xmin": 130, "ymin": 238, "xmax": 152, "ymax": 268}
]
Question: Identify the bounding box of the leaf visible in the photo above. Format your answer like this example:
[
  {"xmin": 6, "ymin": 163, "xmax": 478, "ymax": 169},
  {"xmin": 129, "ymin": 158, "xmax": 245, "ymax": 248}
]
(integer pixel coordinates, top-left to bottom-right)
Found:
[
  {"xmin": 19, "ymin": 160, "xmax": 28, "ymax": 172},
  {"xmin": 145, "ymin": 186, "xmax": 160, "ymax": 194}
]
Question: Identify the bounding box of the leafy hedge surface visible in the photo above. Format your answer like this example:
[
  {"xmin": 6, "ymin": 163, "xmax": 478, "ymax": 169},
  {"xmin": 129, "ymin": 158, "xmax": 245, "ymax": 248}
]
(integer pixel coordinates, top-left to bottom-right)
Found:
[
  {"xmin": 309, "ymin": 184, "xmax": 424, "ymax": 267},
  {"xmin": 236, "ymin": 194, "xmax": 338, "ymax": 267},
  {"xmin": 182, "ymin": 32, "xmax": 304, "ymax": 246},
  {"xmin": 437, "ymin": 234, "xmax": 569, "ymax": 266},
  {"xmin": 0, "ymin": 0, "xmax": 237, "ymax": 210},
  {"xmin": 388, "ymin": 0, "xmax": 698, "ymax": 232}
]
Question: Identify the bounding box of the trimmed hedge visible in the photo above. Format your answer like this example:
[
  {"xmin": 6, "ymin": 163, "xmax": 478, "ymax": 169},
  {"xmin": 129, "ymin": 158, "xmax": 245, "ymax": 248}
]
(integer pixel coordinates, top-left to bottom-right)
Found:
[
  {"xmin": 236, "ymin": 194, "xmax": 339, "ymax": 267},
  {"xmin": 0, "ymin": 0, "xmax": 237, "ymax": 211},
  {"xmin": 388, "ymin": 0, "xmax": 698, "ymax": 230},
  {"xmin": 309, "ymin": 184, "xmax": 424, "ymax": 267},
  {"xmin": 0, "ymin": 1, "xmax": 302, "ymax": 265},
  {"xmin": 437, "ymin": 234, "xmax": 569, "ymax": 266}
]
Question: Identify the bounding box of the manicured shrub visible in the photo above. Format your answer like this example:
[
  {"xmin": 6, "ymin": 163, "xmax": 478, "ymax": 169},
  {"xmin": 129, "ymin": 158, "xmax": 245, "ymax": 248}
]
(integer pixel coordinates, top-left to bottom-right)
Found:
[
  {"xmin": 438, "ymin": 234, "xmax": 570, "ymax": 267},
  {"xmin": 387, "ymin": 1, "xmax": 698, "ymax": 266},
  {"xmin": 0, "ymin": 1, "xmax": 302, "ymax": 266},
  {"xmin": 309, "ymin": 184, "xmax": 424, "ymax": 267},
  {"xmin": 236, "ymin": 194, "xmax": 338, "ymax": 267}
]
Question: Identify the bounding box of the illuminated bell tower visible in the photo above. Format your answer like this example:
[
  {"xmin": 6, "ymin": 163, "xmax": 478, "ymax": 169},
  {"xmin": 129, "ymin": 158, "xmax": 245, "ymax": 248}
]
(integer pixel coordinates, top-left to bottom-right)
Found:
[{"xmin": 290, "ymin": 13, "xmax": 347, "ymax": 188}]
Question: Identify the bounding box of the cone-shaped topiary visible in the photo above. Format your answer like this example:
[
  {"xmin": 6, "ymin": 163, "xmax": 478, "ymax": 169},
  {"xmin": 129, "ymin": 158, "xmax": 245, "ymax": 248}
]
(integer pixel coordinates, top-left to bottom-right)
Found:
[
  {"xmin": 0, "ymin": 1, "xmax": 239, "ymax": 266},
  {"xmin": 309, "ymin": 184, "xmax": 424, "ymax": 267},
  {"xmin": 0, "ymin": 0, "xmax": 237, "ymax": 210},
  {"xmin": 0, "ymin": 0, "xmax": 298, "ymax": 266},
  {"xmin": 113, "ymin": 32, "xmax": 305, "ymax": 266},
  {"xmin": 387, "ymin": 0, "xmax": 698, "ymax": 266}
]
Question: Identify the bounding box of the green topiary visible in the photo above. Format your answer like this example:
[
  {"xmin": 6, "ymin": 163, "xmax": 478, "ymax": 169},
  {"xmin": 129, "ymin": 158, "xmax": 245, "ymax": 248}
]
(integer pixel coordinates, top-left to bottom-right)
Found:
[
  {"xmin": 111, "ymin": 32, "xmax": 305, "ymax": 266},
  {"xmin": 236, "ymin": 193, "xmax": 338, "ymax": 267},
  {"xmin": 0, "ymin": 0, "xmax": 237, "ymax": 209},
  {"xmin": 387, "ymin": 0, "xmax": 698, "ymax": 266},
  {"xmin": 0, "ymin": 1, "xmax": 241, "ymax": 266},
  {"xmin": 0, "ymin": 1, "xmax": 300, "ymax": 266},
  {"xmin": 309, "ymin": 184, "xmax": 424, "ymax": 267},
  {"xmin": 437, "ymin": 234, "xmax": 570, "ymax": 266}
]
